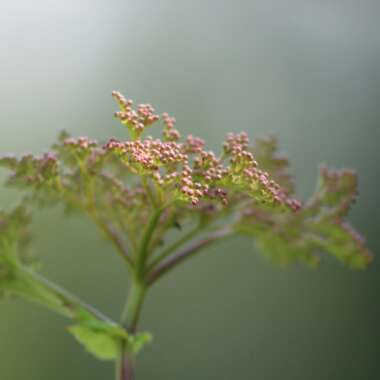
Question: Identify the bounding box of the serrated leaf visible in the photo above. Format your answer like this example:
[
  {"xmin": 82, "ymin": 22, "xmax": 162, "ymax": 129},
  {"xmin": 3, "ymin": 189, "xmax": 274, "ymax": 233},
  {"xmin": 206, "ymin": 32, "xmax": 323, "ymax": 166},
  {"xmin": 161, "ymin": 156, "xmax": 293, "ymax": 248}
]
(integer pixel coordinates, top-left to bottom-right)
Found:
[
  {"xmin": 310, "ymin": 220, "xmax": 371, "ymax": 269},
  {"xmin": 251, "ymin": 135, "xmax": 295, "ymax": 194},
  {"xmin": 312, "ymin": 166, "xmax": 358, "ymax": 218}
]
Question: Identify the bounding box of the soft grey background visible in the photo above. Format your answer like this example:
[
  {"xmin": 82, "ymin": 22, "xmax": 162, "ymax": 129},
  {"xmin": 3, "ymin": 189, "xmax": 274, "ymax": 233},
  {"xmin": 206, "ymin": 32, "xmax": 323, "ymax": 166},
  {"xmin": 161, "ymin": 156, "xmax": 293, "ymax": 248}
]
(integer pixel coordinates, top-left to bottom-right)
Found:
[{"xmin": 0, "ymin": 1, "xmax": 379, "ymax": 379}]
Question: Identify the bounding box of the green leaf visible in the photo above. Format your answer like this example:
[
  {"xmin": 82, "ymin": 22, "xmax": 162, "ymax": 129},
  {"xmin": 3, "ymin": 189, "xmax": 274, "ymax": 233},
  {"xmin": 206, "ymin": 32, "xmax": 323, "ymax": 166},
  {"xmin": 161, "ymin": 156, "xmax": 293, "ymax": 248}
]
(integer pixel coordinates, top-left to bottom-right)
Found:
[
  {"xmin": 68, "ymin": 320, "xmax": 152, "ymax": 360},
  {"xmin": 312, "ymin": 166, "xmax": 358, "ymax": 218},
  {"xmin": 68, "ymin": 322, "xmax": 124, "ymax": 361}
]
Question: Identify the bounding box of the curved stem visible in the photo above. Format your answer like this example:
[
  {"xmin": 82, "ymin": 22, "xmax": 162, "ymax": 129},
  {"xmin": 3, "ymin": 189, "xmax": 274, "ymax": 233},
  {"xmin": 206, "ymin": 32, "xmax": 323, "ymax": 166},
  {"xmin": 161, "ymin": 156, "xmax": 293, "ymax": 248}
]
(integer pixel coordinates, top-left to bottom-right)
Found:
[
  {"xmin": 147, "ymin": 226, "xmax": 232, "ymax": 285},
  {"xmin": 136, "ymin": 208, "xmax": 163, "ymax": 278},
  {"xmin": 148, "ymin": 224, "xmax": 203, "ymax": 271},
  {"xmin": 94, "ymin": 217, "xmax": 133, "ymax": 268}
]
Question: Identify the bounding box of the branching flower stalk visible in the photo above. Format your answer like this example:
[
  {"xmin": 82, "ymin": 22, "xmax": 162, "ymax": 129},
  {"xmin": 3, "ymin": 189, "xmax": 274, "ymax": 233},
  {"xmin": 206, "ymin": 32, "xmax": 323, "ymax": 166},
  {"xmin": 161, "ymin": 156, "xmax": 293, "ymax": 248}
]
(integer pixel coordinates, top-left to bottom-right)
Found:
[{"xmin": 0, "ymin": 91, "xmax": 372, "ymax": 380}]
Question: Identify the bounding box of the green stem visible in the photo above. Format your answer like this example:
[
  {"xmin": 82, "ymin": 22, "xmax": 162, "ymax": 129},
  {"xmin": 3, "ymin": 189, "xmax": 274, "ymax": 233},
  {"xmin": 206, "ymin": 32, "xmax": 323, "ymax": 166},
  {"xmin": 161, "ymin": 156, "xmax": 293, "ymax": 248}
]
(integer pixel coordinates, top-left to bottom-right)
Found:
[
  {"xmin": 136, "ymin": 208, "xmax": 163, "ymax": 278},
  {"xmin": 148, "ymin": 224, "xmax": 203, "ymax": 271},
  {"xmin": 121, "ymin": 279, "xmax": 146, "ymax": 332},
  {"xmin": 117, "ymin": 278, "xmax": 147, "ymax": 380},
  {"xmin": 142, "ymin": 177, "xmax": 158, "ymax": 209},
  {"xmin": 147, "ymin": 226, "xmax": 232, "ymax": 285}
]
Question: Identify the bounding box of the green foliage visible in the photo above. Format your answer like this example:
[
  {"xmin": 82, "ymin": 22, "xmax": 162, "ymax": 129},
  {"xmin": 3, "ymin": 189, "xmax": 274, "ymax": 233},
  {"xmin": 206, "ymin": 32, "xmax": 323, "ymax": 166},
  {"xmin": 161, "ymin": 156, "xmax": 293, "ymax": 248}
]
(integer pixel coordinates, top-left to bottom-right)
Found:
[
  {"xmin": 236, "ymin": 137, "xmax": 371, "ymax": 268},
  {"xmin": 68, "ymin": 323, "xmax": 123, "ymax": 360},
  {"xmin": 251, "ymin": 135, "xmax": 295, "ymax": 193},
  {"xmin": 0, "ymin": 207, "xmax": 32, "ymax": 297}
]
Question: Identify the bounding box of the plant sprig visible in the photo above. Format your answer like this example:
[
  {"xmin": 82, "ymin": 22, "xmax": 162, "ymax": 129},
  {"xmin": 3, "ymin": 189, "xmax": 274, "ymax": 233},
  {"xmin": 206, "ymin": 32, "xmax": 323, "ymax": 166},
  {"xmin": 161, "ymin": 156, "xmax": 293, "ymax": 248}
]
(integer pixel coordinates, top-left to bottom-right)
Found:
[{"xmin": 0, "ymin": 90, "xmax": 372, "ymax": 380}]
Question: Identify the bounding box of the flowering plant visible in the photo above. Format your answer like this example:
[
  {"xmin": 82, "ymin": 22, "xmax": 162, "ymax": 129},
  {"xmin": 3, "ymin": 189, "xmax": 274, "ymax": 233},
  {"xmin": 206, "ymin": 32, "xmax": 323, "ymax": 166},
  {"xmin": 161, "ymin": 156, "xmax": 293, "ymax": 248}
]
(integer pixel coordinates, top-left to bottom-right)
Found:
[{"xmin": 0, "ymin": 91, "xmax": 372, "ymax": 379}]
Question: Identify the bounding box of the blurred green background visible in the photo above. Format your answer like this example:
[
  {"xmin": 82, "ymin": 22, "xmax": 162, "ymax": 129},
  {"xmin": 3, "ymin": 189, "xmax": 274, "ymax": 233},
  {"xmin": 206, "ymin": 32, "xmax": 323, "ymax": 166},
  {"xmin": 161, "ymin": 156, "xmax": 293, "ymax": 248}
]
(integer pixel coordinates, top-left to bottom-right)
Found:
[{"xmin": 0, "ymin": 1, "xmax": 379, "ymax": 379}]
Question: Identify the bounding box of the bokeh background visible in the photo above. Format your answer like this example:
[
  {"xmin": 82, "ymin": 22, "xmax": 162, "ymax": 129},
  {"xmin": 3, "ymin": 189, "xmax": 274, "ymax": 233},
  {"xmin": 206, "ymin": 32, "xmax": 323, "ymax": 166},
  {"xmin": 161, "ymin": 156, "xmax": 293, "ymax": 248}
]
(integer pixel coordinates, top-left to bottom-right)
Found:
[{"xmin": 0, "ymin": 1, "xmax": 379, "ymax": 379}]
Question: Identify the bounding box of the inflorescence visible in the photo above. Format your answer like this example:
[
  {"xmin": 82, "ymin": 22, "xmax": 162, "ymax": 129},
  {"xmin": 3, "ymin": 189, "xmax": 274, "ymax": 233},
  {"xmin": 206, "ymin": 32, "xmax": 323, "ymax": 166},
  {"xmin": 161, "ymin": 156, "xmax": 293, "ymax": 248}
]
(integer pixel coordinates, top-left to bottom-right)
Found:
[{"xmin": 107, "ymin": 91, "xmax": 301, "ymax": 210}]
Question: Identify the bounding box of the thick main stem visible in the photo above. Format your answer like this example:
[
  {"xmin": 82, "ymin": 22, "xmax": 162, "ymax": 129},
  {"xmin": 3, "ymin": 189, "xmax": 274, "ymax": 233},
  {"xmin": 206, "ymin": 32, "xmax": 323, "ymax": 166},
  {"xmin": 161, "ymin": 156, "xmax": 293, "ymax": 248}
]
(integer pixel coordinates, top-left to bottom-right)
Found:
[
  {"xmin": 116, "ymin": 204, "xmax": 161, "ymax": 380},
  {"xmin": 121, "ymin": 279, "xmax": 146, "ymax": 332},
  {"xmin": 117, "ymin": 278, "xmax": 147, "ymax": 380}
]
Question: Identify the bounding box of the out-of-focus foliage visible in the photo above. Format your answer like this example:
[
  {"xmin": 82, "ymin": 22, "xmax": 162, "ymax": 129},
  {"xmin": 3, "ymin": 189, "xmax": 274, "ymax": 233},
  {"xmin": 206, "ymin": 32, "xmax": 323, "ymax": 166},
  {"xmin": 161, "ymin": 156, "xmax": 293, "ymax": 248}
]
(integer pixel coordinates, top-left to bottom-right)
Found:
[
  {"xmin": 237, "ymin": 137, "xmax": 371, "ymax": 268},
  {"xmin": 0, "ymin": 207, "xmax": 151, "ymax": 361},
  {"xmin": 0, "ymin": 207, "xmax": 32, "ymax": 299}
]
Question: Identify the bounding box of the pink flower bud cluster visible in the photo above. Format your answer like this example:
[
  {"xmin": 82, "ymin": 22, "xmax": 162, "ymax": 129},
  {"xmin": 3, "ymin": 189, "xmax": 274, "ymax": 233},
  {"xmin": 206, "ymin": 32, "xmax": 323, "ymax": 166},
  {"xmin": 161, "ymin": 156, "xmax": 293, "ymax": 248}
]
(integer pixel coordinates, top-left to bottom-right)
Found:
[
  {"xmin": 112, "ymin": 91, "xmax": 160, "ymax": 136},
  {"xmin": 179, "ymin": 163, "xmax": 208, "ymax": 205},
  {"xmin": 224, "ymin": 133, "xmax": 300, "ymax": 210},
  {"xmin": 162, "ymin": 112, "xmax": 181, "ymax": 141},
  {"xmin": 183, "ymin": 135, "xmax": 205, "ymax": 154},
  {"xmin": 108, "ymin": 92, "xmax": 300, "ymax": 210},
  {"xmin": 224, "ymin": 132, "xmax": 250, "ymax": 154},
  {"xmin": 104, "ymin": 137, "xmax": 227, "ymax": 205},
  {"xmin": 64, "ymin": 136, "xmax": 98, "ymax": 150},
  {"xmin": 193, "ymin": 150, "xmax": 227, "ymax": 182},
  {"xmin": 41, "ymin": 152, "xmax": 57, "ymax": 164},
  {"xmin": 105, "ymin": 137, "xmax": 186, "ymax": 170},
  {"xmin": 39, "ymin": 152, "xmax": 58, "ymax": 176}
]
